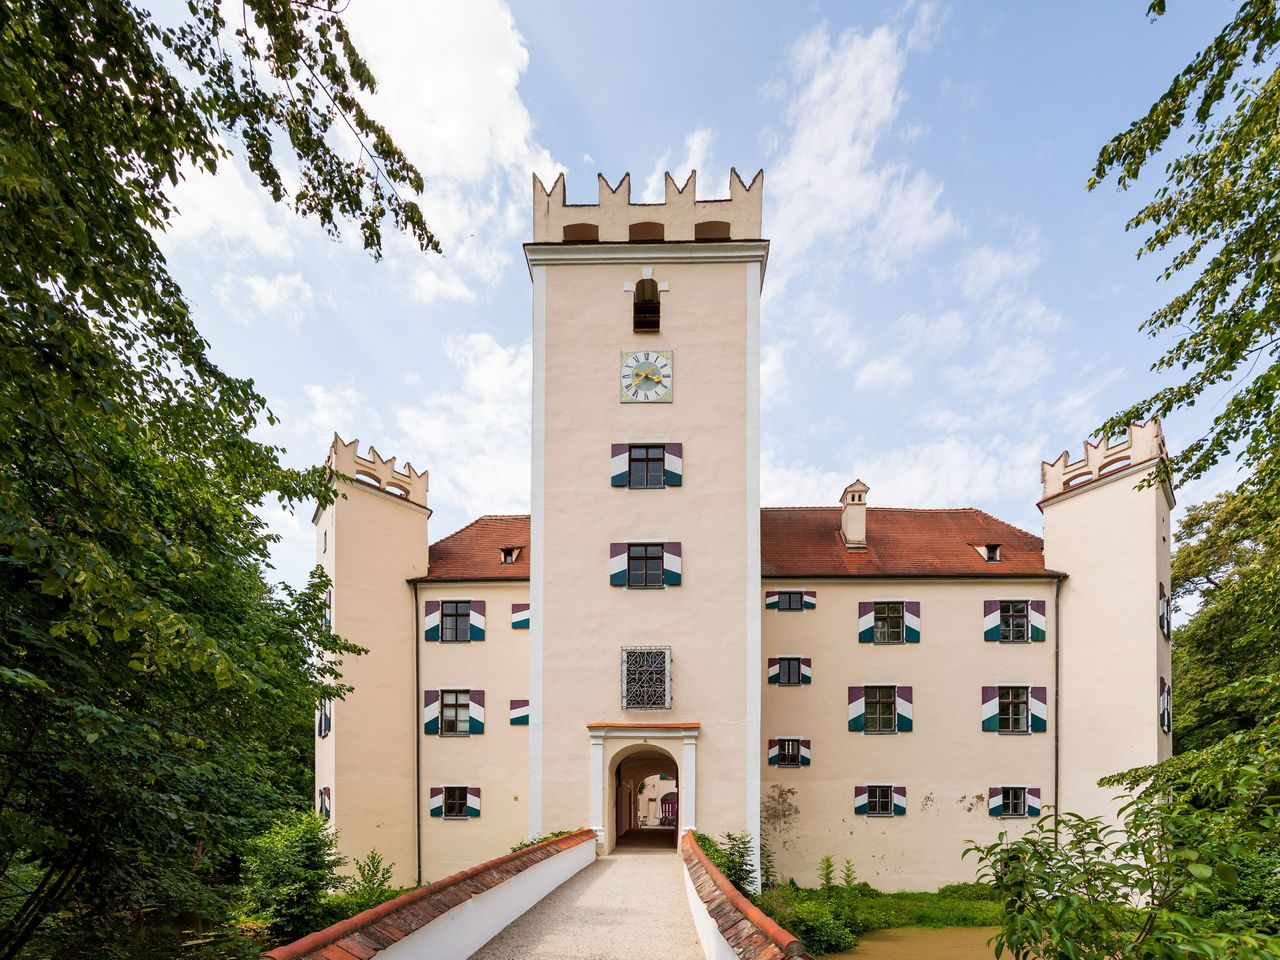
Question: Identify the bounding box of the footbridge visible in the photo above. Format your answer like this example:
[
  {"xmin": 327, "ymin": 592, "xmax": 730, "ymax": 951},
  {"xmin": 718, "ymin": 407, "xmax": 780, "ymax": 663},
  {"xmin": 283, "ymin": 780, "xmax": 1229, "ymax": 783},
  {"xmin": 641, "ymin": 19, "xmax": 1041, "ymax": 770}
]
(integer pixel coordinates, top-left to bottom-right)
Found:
[{"xmin": 263, "ymin": 829, "xmax": 808, "ymax": 960}]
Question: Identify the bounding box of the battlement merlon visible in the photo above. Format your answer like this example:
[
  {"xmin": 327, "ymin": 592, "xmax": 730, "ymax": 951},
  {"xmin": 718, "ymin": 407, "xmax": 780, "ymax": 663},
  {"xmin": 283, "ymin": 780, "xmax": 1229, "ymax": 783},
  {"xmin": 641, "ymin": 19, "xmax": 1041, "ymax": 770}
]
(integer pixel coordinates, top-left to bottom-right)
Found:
[
  {"xmin": 531, "ymin": 169, "xmax": 763, "ymax": 243},
  {"xmin": 326, "ymin": 434, "xmax": 429, "ymax": 509},
  {"xmin": 1040, "ymin": 418, "xmax": 1171, "ymax": 503}
]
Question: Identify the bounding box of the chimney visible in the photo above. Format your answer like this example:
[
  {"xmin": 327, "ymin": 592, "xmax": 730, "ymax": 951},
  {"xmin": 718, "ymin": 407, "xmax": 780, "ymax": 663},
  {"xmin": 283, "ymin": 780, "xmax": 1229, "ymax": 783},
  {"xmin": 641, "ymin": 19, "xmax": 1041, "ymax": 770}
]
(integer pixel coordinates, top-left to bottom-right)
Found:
[{"xmin": 841, "ymin": 479, "xmax": 869, "ymax": 549}]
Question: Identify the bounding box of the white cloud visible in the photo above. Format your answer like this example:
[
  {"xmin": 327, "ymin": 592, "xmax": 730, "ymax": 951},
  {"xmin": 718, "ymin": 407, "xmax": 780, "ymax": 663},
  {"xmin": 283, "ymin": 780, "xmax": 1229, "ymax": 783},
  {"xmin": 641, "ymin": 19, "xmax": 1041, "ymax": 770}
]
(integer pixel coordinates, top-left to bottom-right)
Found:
[
  {"xmin": 761, "ymin": 342, "xmax": 793, "ymax": 408},
  {"xmin": 865, "ymin": 170, "xmax": 960, "ymax": 280},
  {"xmin": 906, "ymin": 1, "xmax": 949, "ymax": 52},
  {"xmin": 946, "ymin": 340, "xmax": 1052, "ymax": 398},
  {"xmin": 222, "ymin": 272, "xmax": 314, "ymax": 332},
  {"xmin": 957, "ymin": 228, "xmax": 1041, "ymax": 300},
  {"xmin": 165, "ymin": 156, "xmax": 294, "ymax": 262},
  {"xmin": 640, "ymin": 128, "xmax": 717, "ymax": 203},
  {"xmin": 293, "ymin": 383, "xmax": 385, "ymax": 453},
  {"xmin": 395, "ymin": 333, "xmax": 531, "ymax": 522}
]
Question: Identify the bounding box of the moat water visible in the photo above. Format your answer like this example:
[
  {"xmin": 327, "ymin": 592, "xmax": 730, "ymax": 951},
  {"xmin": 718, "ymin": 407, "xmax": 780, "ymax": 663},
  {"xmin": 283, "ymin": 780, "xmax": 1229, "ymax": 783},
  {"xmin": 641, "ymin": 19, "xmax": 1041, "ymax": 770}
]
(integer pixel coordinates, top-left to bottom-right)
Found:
[{"xmin": 830, "ymin": 926, "xmax": 1000, "ymax": 959}]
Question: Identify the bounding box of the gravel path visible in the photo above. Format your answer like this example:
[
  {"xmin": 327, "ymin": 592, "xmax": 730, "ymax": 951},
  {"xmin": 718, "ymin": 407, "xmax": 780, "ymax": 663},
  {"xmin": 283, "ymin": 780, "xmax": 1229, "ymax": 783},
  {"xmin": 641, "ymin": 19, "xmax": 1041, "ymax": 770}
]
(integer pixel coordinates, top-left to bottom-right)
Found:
[{"xmin": 469, "ymin": 847, "xmax": 704, "ymax": 960}]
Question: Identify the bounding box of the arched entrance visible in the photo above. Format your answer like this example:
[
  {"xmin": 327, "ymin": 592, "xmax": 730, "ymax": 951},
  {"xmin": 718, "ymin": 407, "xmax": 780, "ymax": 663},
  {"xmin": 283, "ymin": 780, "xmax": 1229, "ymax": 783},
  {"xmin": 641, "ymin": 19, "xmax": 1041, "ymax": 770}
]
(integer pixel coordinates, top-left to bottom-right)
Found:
[
  {"xmin": 589, "ymin": 722, "xmax": 698, "ymax": 854},
  {"xmin": 611, "ymin": 744, "xmax": 678, "ymax": 850}
]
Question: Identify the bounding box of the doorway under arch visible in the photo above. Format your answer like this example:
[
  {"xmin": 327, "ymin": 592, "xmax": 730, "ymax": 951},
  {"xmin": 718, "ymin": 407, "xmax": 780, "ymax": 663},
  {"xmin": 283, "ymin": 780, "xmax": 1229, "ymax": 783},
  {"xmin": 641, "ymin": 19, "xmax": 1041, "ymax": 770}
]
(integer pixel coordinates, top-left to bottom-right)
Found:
[{"xmin": 610, "ymin": 743, "xmax": 679, "ymax": 851}]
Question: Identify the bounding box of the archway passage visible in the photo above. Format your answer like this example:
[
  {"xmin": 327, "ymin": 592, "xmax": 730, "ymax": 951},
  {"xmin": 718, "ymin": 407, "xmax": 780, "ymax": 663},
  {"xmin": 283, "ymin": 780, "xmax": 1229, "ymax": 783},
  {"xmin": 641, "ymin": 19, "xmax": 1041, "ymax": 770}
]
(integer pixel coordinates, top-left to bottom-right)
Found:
[{"xmin": 612, "ymin": 747, "xmax": 678, "ymax": 851}]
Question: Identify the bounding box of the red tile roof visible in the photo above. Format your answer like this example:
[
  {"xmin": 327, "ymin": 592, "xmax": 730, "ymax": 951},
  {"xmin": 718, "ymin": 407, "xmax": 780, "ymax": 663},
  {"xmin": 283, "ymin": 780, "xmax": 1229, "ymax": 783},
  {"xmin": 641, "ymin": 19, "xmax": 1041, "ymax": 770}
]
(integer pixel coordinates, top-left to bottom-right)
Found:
[
  {"xmin": 762, "ymin": 506, "xmax": 1046, "ymax": 578},
  {"xmin": 418, "ymin": 507, "xmax": 1048, "ymax": 582},
  {"xmin": 418, "ymin": 515, "xmax": 530, "ymax": 581}
]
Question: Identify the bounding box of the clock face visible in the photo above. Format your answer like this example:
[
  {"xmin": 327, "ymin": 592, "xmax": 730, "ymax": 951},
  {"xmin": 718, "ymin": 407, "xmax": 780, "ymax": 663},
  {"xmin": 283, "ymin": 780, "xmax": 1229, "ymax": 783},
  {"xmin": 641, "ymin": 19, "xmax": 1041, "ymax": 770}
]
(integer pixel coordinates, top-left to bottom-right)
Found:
[{"xmin": 620, "ymin": 350, "xmax": 674, "ymax": 403}]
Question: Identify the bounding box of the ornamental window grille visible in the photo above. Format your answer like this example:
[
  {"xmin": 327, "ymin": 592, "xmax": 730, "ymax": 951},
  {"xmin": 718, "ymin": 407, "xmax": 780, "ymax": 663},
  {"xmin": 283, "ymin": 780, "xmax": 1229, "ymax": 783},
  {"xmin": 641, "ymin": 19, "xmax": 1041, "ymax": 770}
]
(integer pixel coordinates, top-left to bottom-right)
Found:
[
  {"xmin": 777, "ymin": 656, "xmax": 802, "ymax": 686},
  {"xmin": 441, "ymin": 690, "xmax": 470, "ymax": 736},
  {"xmin": 621, "ymin": 646, "xmax": 672, "ymax": 710},
  {"xmin": 1002, "ymin": 786, "xmax": 1027, "ymax": 817},
  {"xmin": 777, "ymin": 591, "xmax": 804, "ymax": 611},
  {"xmin": 776, "ymin": 738, "xmax": 802, "ymax": 767},
  {"xmin": 1000, "ymin": 601, "xmax": 1029, "ymax": 643},
  {"xmin": 998, "ymin": 686, "xmax": 1029, "ymax": 734},
  {"xmin": 629, "ymin": 446, "xmax": 666, "ymax": 489},
  {"xmin": 441, "ymin": 601, "xmax": 471, "ymax": 642},
  {"xmin": 866, "ymin": 784, "xmax": 893, "ymax": 816},
  {"xmin": 628, "ymin": 544, "xmax": 664, "ymax": 588},
  {"xmin": 865, "ymin": 685, "xmax": 897, "ymax": 733},
  {"xmin": 442, "ymin": 786, "xmax": 468, "ymax": 819},
  {"xmin": 874, "ymin": 602, "xmax": 904, "ymax": 644}
]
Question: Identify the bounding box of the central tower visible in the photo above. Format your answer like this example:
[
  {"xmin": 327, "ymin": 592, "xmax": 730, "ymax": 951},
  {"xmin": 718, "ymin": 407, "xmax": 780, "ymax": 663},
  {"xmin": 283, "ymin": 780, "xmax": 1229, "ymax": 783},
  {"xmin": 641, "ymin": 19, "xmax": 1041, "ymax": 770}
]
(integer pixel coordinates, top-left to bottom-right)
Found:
[{"xmin": 525, "ymin": 170, "xmax": 767, "ymax": 859}]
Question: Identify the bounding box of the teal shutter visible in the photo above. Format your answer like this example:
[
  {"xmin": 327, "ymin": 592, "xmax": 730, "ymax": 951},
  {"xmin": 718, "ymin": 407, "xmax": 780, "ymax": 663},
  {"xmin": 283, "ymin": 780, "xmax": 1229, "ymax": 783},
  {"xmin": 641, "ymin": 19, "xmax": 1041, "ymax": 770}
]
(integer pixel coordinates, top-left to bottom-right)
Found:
[
  {"xmin": 904, "ymin": 601, "xmax": 921, "ymax": 643},
  {"xmin": 1029, "ymin": 600, "xmax": 1047, "ymax": 641},
  {"xmin": 848, "ymin": 686, "xmax": 865, "ymax": 731},
  {"xmin": 1027, "ymin": 788, "xmax": 1041, "ymax": 817},
  {"xmin": 611, "ymin": 444, "xmax": 629, "ymax": 486},
  {"xmin": 983, "ymin": 601, "xmax": 1001, "ymax": 641},
  {"xmin": 981, "ymin": 686, "xmax": 999, "ymax": 732},
  {"xmin": 429, "ymin": 787, "xmax": 443, "ymax": 817},
  {"xmin": 424, "ymin": 600, "xmax": 440, "ymax": 641},
  {"xmin": 511, "ymin": 603, "xmax": 530, "ymax": 630},
  {"xmin": 609, "ymin": 543, "xmax": 627, "ymax": 586},
  {"xmin": 422, "ymin": 690, "xmax": 440, "ymax": 735},
  {"xmin": 663, "ymin": 443, "xmax": 683, "ymax": 486},
  {"xmin": 1030, "ymin": 686, "xmax": 1047, "ymax": 733},
  {"xmin": 857, "ymin": 602, "xmax": 875, "ymax": 643},
  {"xmin": 895, "ymin": 686, "xmax": 913, "ymax": 732},
  {"xmin": 764, "ymin": 591, "xmax": 779, "ymax": 609},
  {"xmin": 466, "ymin": 787, "xmax": 481, "ymax": 818},
  {"xmin": 853, "ymin": 786, "xmax": 869, "ymax": 815},
  {"xmin": 800, "ymin": 657, "xmax": 812, "ymax": 684},
  {"xmin": 469, "ymin": 600, "xmax": 486, "ymax": 640},
  {"xmin": 663, "ymin": 542, "xmax": 682, "ymax": 585},
  {"xmin": 767, "ymin": 739, "xmax": 779, "ymax": 765},
  {"xmin": 469, "ymin": 690, "xmax": 486, "ymax": 734},
  {"xmin": 799, "ymin": 739, "xmax": 811, "ymax": 766},
  {"xmin": 987, "ymin": 787, "xmax": 1003, "ymax": 816},
  {"xmin": 892, "ymin": 786, "xmax": 907, "ymax": 816},
  {"xmin": 767, "ymin": 658, "xmax": 779, "ymax": 684}
]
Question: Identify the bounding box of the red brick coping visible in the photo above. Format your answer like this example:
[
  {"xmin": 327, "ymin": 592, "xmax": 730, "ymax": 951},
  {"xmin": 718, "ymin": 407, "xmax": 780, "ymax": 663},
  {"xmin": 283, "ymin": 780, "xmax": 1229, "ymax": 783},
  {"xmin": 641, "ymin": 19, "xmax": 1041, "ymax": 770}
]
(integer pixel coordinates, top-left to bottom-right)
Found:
[
  {"xmin": 263, "ymin": 828, "xmax": 597, "ymax": 960},
  {"xmin": 681, "ymin": 831, "xmax": 810, "ymax": 960}
]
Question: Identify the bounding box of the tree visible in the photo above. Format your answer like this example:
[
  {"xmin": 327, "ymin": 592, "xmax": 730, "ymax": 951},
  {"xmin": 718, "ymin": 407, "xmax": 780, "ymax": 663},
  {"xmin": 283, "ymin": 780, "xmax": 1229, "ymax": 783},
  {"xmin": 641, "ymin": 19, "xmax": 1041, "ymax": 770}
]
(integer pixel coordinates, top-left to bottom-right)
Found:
[
  {"xmin": 1091, "ymin": 1, "xmax": 1280, "ymax": 498},
  {"xmin": 1168, "ymin": 489, "xmax": 1279, "ymax": 752},
  {"xmin": 0, "ymin": 0, "xmax": 434, "ymax": 954}
]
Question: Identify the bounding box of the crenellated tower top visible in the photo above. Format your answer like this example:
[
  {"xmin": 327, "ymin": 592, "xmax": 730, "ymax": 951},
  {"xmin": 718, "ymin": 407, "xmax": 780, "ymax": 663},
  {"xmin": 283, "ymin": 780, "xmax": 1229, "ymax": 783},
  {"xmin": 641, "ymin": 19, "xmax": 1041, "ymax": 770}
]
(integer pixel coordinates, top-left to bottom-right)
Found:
[
  {"xmin": 1040, "ymin": 419, "xmax": 1168, "ymax": 502},
  {"xmin": 531, "ymin": 169, "xmax": 763, "ymax": 243},
  {"xmin": 327, "ymin": 434, "xmax": 429, "ymax": 508}
]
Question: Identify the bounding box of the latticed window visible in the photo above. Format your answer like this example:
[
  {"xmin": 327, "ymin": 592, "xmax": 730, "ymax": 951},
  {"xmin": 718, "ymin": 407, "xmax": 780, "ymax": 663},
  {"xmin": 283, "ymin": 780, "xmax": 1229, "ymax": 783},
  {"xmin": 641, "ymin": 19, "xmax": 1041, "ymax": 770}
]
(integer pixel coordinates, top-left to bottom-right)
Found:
[
  {"xmin": 998, "ymin": 686, "xmax": 1028, "ymax": 734},
  {"xmin": 621, "ymin": 647, "xmax": 671, "ymax": 710},
  {"xmin": 874, "ymin": 602, "xmax": 904, "ymax": 644},
  {"xmin": 1000, "ymin": 601, "xmax": 1028, "ymax": 643},
  {"xmin": 441, "ymin": 690, "xmax": 470, "ymax": 736},
  {"xmin": 1002, "ymin": 786, "xmax": 1027, "ymax": 817},
  {"xmin": 867, "ymin": 784, "xmax": 893, "ymax": 816},
  {"xmin": 628, "ymin": 544, "xmax": 664, "ymax": 588},
  {"xmin": 777, "ymin": 738, "xmax": 802, "ymax": 768},
  {"xmin": 777, "ymin": 657, "xmax": 802, "ymax": 686},
  {"xmin": 629, "ymin": 446, "xmax": 665, "ymax": 489},
  {"xmin": 443, "ymin": 786, "xmax": 468, "ymax": 819},
  {"xmin": 777, "ymin": 591, "xmax": 804, "ymax": 611},
  {"xmin": 442, "ymin": 601, "xmax": 470, "ymax": 642},
  {"xmin": 865, "ymin": 686, "xmax": 897, "ymax": 733}
]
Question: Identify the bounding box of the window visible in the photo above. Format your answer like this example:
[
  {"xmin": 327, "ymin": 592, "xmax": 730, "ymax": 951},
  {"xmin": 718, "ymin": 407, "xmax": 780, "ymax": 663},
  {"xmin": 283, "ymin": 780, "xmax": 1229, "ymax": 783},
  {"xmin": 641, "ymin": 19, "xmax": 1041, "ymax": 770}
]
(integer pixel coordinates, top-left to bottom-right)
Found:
[
  {"xmin": 1000, "ymin": 601, "xmax": 1028, "ymax": 643},
  {"xmin": 500, "ymin": 547, "xmax": 518, "ymax": 564},
  {"xmin": 629, "ymin": 446, "xmax": 665, "ymax": 488},
  {"xmin": 866, "ymin": 784, "xmax": 893, "ymax": 817},
  {"xmin": 1002, "ymin": 786, "xmax": 1027, "ymax": 817},
  {"xmin": 865, "ymin": 686, "xmax": 897, "ymax": 733},
  {"xmin": 621, "ymin": 647, "xmax": 671, "ymax": 709},
  {"xmin": 777, "ymin": 657, "xmax": 802, "ymax": 686},
  {"xmin": 874, "ymin": 602, "xmax": 904, "ymax": 644},
  {"xmin": 442, "ymin": 601, "xmax": 470, "ymax": 642},
  {"xmin": 777, "ymin": 591, "xmax": 804, "ymax": 611},
  {"xmin": 985, "ymin": 543, "xmax": 1000, "ymax": 562},
  {"xmin": 442, "ymin": 786, "xmax": 468, "ymax": 819},
  {"xmin": 998, "ymin": 686, "xmax": 1029, "ymax": 734},
  {"xmin": 316, "ymin": 699, "xmax": 333, "ymax": 738},
  {"xmin": 323, "ymin": 530, "xmax": 327, "ymax": 553},
  {"xmin": 777, "ymin": 738, "xmax": 802, "ymax": 768},
  {"xmin": 634, "ymin": 277, "xmax": 661, "ymax": 331},
  {"xmin": 441, "ymin": 690, "xmax": 470, "ymax": 736},
  {"xmin": 628, "ymin": 544, "xmax": 664, "ymax": 588}
]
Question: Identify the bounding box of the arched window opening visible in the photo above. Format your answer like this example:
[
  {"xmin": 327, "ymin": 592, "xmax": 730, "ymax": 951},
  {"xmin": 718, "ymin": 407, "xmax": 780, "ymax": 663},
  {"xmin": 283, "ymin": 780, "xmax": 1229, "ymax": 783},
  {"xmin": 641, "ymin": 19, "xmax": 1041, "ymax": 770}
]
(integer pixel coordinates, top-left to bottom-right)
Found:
[
  {"xmin": 694, "ymin": 220, "xmax": 731, "ymax": 240},
  {"xmin": 629, "ymin": 221, "xmax": 664, "ymax": 242},
  {"xmin": 633, "ymin": 278, "xmax": 661, "ymax": 332},
  {"xmin": 563, "ymin": 222, "xmax": 599, "ymax": 242}
]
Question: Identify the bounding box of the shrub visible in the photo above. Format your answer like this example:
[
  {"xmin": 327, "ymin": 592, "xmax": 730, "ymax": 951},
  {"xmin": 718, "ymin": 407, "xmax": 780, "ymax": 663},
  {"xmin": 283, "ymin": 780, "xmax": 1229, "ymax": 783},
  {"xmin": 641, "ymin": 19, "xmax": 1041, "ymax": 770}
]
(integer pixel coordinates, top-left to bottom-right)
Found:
[
  {"xmin": 790, "ymin": 900, "xmax": 855, "ymax": 954},
  {"xmin": 817, "ymin": 854, "xmax": 835, "ymax": 892},
  {"xmin": 760, "ymin": 838, "xmax": 778, "ymax": 890},
  {"xmin": 239, "ymin": 811, "xmax": 345, "ymax": 941},
  {"xmin": 841, "ymin": 858, "xmax": 857, "ymax": 890},
  {"xmin": 509, "ymin": 829, "xmax": 582, "ymax": 853},
  {"xmin": 694, "ymin": 830, "xmax": 757, "ymax": 895},
  {"xmin": 935, "ymin": 881, "xmax": 998, "ymax": 901}
]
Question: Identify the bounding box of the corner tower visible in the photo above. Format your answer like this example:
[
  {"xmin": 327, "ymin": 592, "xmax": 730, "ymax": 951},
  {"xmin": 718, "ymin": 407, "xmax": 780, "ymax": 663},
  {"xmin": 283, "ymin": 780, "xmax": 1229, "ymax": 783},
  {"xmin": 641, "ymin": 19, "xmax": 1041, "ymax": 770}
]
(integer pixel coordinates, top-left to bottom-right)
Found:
[
  {"xmin": 525, "ymin": 170, "xmax": 767, "ymax": 860},
  {"xmin": 314, "ymin": 436, "xmax": 430, "ymax": 885},
  {"xmin": 1041, "ymin": 420, "xmax": 1173, "ymax": 823}
]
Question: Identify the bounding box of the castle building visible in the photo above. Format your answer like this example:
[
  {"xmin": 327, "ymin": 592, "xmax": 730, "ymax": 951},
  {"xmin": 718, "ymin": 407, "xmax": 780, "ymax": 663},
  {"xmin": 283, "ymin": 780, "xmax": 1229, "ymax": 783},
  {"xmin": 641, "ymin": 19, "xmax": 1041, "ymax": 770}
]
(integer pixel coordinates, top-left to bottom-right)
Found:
[{"xmin": 313, "ymin": 170, "xmax": 1173, "ymax": 892}]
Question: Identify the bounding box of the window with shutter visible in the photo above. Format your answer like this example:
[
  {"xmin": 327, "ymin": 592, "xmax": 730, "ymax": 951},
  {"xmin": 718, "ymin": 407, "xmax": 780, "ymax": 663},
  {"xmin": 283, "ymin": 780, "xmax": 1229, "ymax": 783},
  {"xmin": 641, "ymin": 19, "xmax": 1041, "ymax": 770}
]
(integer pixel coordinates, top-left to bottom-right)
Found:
[
  {"xmin": 441, "ymin": 601, "xmax": 470, "ymax": 642},
  {"xmin": 441, "ymin": 690, "xmax": 470, "ymax": 736},
  {"xmin": 316, "ymin": 699, "xmax": 332, "ymax": 738},
  {"xmin": 443, "ymin": 786, "xmax": 468, "ymax": 819},
  {"xmin": 511, "ymin": 603, "xmax": 530, "ymax": 630},
  {"xmin": 509, "ymin": 699, "xmax": 530, "ymax": 725},
  {"xmin": 318, "ymin": 786, "xmax": 331, "ymax": 820},
  {"xmin": 1159, "ymin": 677, "xmax": 1172, "ymax": 734}
]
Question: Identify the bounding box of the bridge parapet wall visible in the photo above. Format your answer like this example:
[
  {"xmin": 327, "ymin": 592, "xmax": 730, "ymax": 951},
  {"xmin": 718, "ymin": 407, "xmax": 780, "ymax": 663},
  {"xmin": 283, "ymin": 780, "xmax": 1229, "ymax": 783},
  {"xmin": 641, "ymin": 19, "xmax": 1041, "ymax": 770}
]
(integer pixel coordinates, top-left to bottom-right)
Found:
[{"xmin": 263, "ymin": 829, "xmax": 596, "ymax": 960}]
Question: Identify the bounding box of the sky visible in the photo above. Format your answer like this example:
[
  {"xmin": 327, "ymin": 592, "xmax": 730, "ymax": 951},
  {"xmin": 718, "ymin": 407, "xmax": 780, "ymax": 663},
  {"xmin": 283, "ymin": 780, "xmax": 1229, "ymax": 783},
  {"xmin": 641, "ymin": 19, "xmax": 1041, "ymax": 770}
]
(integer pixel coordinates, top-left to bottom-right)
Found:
[{"xmin": 156, "ymin": 0, "xmax": 1243, "ymax": 589}]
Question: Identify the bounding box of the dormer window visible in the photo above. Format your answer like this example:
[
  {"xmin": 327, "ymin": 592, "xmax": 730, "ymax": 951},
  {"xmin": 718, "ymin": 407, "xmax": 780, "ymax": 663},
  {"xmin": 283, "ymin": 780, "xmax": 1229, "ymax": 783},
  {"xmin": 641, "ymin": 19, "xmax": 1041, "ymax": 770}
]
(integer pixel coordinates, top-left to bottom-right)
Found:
[
  {"xmin": 500, "ymin": 546, "xmax": 520, "ymax": 565},
  {"xmin": 985, "ymin": 544, "xmax": 1001, "ymax": 563},
  {"xmin": 634, "ymin": 278, "xmax": 660, "ymax": 332}
]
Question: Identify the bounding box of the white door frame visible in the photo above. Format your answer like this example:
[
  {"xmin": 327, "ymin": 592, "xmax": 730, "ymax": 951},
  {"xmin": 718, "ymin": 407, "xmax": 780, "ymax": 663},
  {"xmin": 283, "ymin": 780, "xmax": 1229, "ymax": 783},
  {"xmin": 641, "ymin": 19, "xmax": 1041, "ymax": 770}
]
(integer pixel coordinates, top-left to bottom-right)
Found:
[{"xmin": 587, "ymin": 724, "xmax": 699, "ymax": 846}]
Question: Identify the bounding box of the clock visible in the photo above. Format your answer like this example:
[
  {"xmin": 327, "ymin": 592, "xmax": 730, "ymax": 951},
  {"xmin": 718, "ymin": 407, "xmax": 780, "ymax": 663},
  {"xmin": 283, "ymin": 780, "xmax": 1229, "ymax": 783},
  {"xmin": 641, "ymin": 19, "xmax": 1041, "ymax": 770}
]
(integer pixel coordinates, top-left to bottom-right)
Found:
[{"xmin": 620, "ymin": 350, "xmax": 674, "ymax": 403}]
